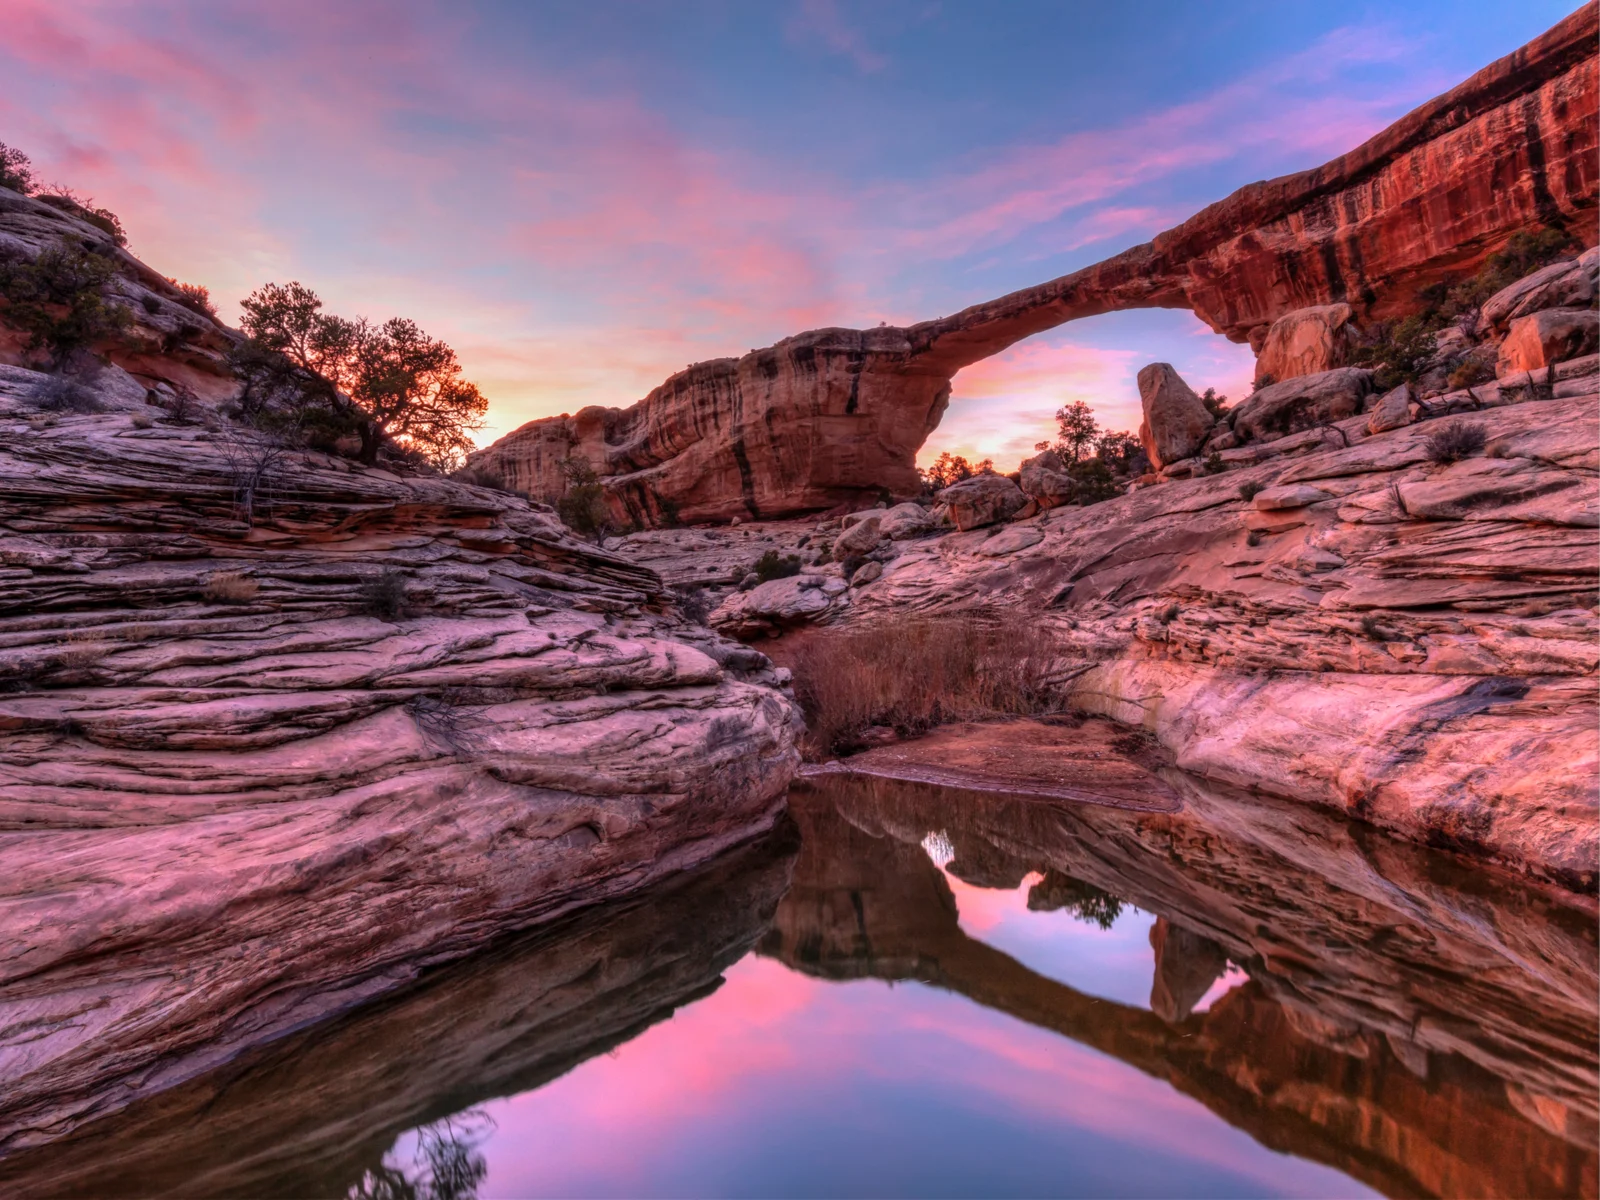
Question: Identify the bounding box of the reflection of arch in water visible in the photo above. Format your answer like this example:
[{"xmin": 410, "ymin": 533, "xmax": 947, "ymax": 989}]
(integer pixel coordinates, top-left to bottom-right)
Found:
[{"xmin": 762, "ymin": 777, "xmax": 1599, "ymax": 1200}]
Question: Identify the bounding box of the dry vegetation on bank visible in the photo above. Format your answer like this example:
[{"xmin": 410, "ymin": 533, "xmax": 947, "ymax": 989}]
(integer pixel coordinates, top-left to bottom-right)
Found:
[{"xmin": 784, "ymin": 615, "xmax": 1062, "ymax": 759}]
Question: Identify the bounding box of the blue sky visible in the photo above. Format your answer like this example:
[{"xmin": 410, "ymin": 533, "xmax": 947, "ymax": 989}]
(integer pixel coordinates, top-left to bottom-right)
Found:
[{"xmin": 0, "ymin": 0, "xmax": 1583, "ymax": 463}]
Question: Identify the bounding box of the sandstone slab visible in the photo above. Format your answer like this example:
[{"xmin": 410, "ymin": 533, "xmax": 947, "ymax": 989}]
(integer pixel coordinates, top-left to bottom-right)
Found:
[
  {"xmin": 1498, "ymin": 307, "xmax": 1600, "ymax": 375},
  {"xmin": 1254, "ymin": 304, "xmax": 1354, "ymax": 384}
]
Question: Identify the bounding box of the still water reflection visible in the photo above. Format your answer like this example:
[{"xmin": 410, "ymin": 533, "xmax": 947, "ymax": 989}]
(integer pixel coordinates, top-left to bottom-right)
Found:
[{"xmin": 2, "ymin": 770, "xmax": 1595, "ymax": 1198}]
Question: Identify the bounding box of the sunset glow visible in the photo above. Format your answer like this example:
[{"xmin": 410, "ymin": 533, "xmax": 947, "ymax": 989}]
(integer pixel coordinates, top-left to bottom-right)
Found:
[{"xmin": 0, "ymin": 0, "xmax": 1577, "ymax": 463}]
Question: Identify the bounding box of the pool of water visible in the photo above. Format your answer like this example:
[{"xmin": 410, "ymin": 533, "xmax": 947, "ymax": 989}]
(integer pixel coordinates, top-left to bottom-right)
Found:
[{"xmin": 3, "ymin": 769, "xmax": 1595, "ymax": 1198}]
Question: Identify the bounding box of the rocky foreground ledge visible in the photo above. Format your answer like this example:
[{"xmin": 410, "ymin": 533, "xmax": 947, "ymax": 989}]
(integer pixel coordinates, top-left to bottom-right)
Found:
[{"xmin": 0, "ymin": 366, "xmax": 800, "ymax": 1149}]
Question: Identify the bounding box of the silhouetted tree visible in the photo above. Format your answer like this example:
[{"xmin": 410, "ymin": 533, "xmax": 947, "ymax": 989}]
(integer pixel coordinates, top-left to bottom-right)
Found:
[
  {"xmin": 238, "ymin": 282, "xmax": 486, "ymax": 468},
  {"xmin": 919, "ymin": 451, "xmax": 994, "ymax": 492},
  {"xmin": 0, "ymin": 142, "xmax": 35, "ymax": 193}
]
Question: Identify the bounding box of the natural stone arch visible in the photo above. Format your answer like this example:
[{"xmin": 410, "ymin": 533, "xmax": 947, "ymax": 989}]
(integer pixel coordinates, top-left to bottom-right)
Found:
[{"xmin": 471, "ymin": 4, "xmax": 1598, "ymax": 525}]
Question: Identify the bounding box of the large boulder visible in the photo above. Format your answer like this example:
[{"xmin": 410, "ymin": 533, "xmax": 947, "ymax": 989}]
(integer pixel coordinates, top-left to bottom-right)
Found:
[
  {"xmin": 1254, "ymin": 304, "xmax": 1355, "ymax": 385},
  {"xmin": 833, "ymin": 515, "xmax": 883, "ymax": 556},
  {"xmin": 1137, "ymin": 364, "xmax": 1212, "ymax": 470},
  {"xmin": 1482, "ymin": 248, "xmax": 1599, "ymax": 334},
  {"xmin": 1497, "ymin": 307, "xmax": 1600, "ymax": 376},
  {"xmin": 710, "ymin": 573, "xmax": 848, "ymax": 638},
  {"xmin": 1366, "ymin": 383, "xmax": 1414, "ymax": 434},
  {"xmin": 878, "ymin": 502, "xmax": 935, "ymax": 539},
  {"xmin": 936, "ymin": 473, "xmax": 1027, "ymax": 531},
  {"xmin": 1230, "ymin": 367, "xmax": 1374, "ymax": 443},
  {"xmin": 1018, "ymin": 449, "xmax": 1076, "ymax": 508}
]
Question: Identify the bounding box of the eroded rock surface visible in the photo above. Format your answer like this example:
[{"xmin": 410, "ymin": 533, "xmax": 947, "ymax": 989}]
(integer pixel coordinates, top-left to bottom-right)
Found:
[
  {"xmin": 0, "ymin": 366, "xmax": 801, "ymax": 1149},
  {"xmin": 0, "ymin": 190, "xmax": 239, "ymax": 401},
  {"xmin": 829, "ymin": 384, "xmax": 1600, "ymax": 887},
  {"xmin": 472, "ymin": 5, "xmax": 1597, "ymax": 525}
]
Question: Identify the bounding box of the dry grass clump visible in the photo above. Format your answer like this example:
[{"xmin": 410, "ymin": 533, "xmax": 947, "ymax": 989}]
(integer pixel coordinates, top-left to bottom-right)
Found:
[
  {"xmin": 787, "ymin": 614, "xmax": 1061, "ymax": 759},
  {"xmin": 1424, "ymin": 420, "xmax": 1487, "ymax": 464},
  {"xmin": 203, "ymin": 571, "xmax": 260, "ymax": 604}
]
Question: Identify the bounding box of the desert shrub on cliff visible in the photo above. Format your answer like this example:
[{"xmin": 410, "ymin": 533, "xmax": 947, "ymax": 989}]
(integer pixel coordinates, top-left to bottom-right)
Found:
[
  {"xmin": 26, "ymin": 375, "xmax": 103, "ymax": 414},
  {"xmin": 0, "ymin": 142, "xmax": 35, "ymax": 193},
  {"xmin": 0, "ymin": 239, "xmax": 131, "ymax": 368},
  {"xmin": 237, "ymin": 282, "xmax": 486, "ymax": 468},
  {"xmin": 35, "ymin": 189, "xmax": 128, "ymax": 247},
  {"xmin": 1424, "ymin": 421, "xmax": 1487, "ymax": 464},
  {"xmin": 202, "ymin": 571, "xmax": 260, "ymax": 604},
  {"xmin": 170, "ymin": 281, "xmax": 217, "ymax": 319},
  {"xmin": 753, "ymin": 550, "xmax": 801, "ymax": 582},
  {"xmin": 1237, "ymin": 480, "xmax": 1265, "ymax": 501},
  {"xmin": 555, "ymin": 457, "xmax": 620, "ymax": 542},
  {"xmin": 1353, "ymin": 315, "xmax": 1440, "ymax": 392},
  {"xmin": 1033, "ymin": 405, "xmax": 1145, "ymax": 500},
  {"xmin": 787, "ymin": 615, "xmax": 1060, "ymax": 758}
]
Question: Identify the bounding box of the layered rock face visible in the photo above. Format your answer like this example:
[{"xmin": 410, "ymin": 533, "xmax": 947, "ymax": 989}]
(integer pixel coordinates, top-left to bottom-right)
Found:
[
  {"xmin": 474, "ymin": 4, "xmax": 1597, "ymax": 525},
  {"xmin": 0, "ymin": 188, "xmax": 239, "ymax": 401},
  {"xmin": 768, "ymin": 772, "xmax": 1598, "ymax": 1199},
  {"xmin": 0, "ymin": 367, "xmax": 800, "ymax": 1148}
]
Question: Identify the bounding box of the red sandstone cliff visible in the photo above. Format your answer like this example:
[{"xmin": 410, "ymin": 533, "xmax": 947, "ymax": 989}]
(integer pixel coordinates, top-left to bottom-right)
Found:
[{"xmin": 472, "ymin": 4, "xmax": 1598, "ymax": 525}]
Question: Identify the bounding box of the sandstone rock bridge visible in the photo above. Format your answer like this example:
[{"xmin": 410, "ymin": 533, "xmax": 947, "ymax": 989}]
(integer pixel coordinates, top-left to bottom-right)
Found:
[{"xmin": 473, "ymin": 4, "xmax": 1598, "ymax": 525}]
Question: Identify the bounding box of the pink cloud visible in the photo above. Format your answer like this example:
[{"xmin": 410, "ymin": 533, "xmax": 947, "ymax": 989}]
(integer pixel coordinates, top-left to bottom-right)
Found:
[{"xmin": 0, "ymin": 2, "xmax": 1439, "ymax": 456}]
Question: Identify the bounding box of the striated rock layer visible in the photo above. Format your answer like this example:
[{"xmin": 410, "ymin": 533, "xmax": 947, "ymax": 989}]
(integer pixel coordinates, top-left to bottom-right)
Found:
[
  {"xmin": 0, "ymin": 366, "xmax": 801, "ymax": 1150},
  {"xmin": 472, "ymin": 5, "xmax": 1598, "ymax": 524}
]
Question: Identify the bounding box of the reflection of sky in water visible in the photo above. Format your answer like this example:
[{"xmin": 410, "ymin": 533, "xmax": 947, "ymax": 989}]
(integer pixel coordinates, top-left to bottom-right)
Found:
[{"xmin": 440, "ymin": 861, "xmax": 1370, "ymax": 1199}]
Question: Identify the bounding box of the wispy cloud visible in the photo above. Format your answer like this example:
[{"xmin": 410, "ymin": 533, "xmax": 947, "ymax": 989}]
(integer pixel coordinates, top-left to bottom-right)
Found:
[
  {"xmin": 0, "ymin": 2, "xmax": 1445, "ymax": 457},
  {"xmin": 785, "ymin": 0, "xmax": 888, "ymax": 73}
]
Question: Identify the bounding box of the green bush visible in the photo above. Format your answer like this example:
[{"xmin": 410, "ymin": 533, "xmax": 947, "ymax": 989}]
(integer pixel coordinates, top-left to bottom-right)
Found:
[
  {"xmin": 753, "ymin": 549, "xmax": 802, "ymax": 581},
  {"xmin": 0, "ymin": 239, "xmax": 130, "ymax": 367}
]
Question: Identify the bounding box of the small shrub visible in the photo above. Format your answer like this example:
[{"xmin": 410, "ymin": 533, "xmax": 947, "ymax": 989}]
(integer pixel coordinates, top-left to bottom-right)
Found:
[
  {"xmin": 203, "ymin": 571, "xmax": 260, "ymax": 604},
  {"xmin": 451, "ymin": 464, "xmax": 508, "ymax": 491},
  {"xmin": 1201, "ymin": 387, "xmax": 1230, "ymax": 420},
  {"xmin": 786, "ymin": 615, "xmax": 1061, "ymax": 758},
  {"xmin": 1202, "ymin": 452, "xmax": 1226, "ymax": 476},
  {"xmin": 26, "ymin": 375, "xmax": 103, "ymax": 413},
  {"xmin": 672, "ymin": 584, "xmax": 714, "ymax": 625},
  {"xmin": 1238, "ymin": 480, "xmax": 1265, "ymax": 501},
  {"xmin": 753, "ymin": 549, "xmax": 801, "ymax": 582},
  {"xmin": 555, "ymin": 457, "xmax": 617, "ymax": 542},
  {"xmin": 1446, "ymin": 356, "xmax": 1496, "ymax": 390},
  {"xmin": 1424, "ymin": 421, "xmax": 1487, "ymax": 464},
  {"xmin": 36, "ymin": 189, "xmax": 127, "ymax": 246},
  {"xmin": 130, "ymin": 410, "xmax": 153, "ymax": 429},
  {"xmin": 172, "ymin": 281, "xmax": 217, "ymax": 319},
  {"xmin": 360, "ymin": 568, "xmax": 409, "ymax": 619},
  {"xmin": 839, "ymin": 553, "xmax": 869, "ymax": 581},
  {"xmin": 1245, "ymin": 530, "xmax": 1264, "ymax": 547},
  {"xmin": 1359, "ymin": 614, "xmax": 1388, "ymax": 641},
  {"xmin": 1353, "ymin": 315, "xmax": 1439, "ymax": 392}
]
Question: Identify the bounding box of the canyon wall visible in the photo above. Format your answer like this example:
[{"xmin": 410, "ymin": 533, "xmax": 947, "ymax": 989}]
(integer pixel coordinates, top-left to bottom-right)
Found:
[{"xmin": 472, "ymin": 4, "xmax": 1598, "ymax": 524}]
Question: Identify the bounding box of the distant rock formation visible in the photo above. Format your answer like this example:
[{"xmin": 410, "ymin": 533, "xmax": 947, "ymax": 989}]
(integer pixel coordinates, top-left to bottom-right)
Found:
[{"xmin": 472, "ymin": 3, "xmax": 1598, "ymax": 525}]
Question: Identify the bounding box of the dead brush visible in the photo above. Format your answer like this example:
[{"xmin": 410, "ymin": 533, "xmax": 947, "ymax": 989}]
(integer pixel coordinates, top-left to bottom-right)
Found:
[
  {"xmin": 786, "ymin": 614, "xmax": 1062, "ymax": 759},
  {"xmin": 203, "ymin": 571, "xmax": 260, "ymax": 604}
]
